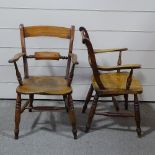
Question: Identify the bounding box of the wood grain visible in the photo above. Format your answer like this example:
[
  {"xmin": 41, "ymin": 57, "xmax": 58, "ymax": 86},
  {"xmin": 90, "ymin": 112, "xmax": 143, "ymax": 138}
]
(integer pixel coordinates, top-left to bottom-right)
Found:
[
  {"xmin": 24, "ymin": 26, "xmax": 71, "ymax": 39},
  {"xmin": 92, "ymin": 72, "xmax": 143, "ymax": 95},
  {"xmin": 34, "ymin": 52, "xmax": 60, "ymax": 60}
]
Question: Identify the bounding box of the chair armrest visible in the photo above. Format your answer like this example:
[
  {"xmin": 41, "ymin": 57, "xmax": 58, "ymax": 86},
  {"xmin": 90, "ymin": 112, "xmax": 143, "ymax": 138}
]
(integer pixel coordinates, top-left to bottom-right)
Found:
[
  {"xmin": 98, "ymin": 64, "xmax": 141, "ymax": 71},
  {"xmin": 69, "ymin": 53, "xmax": 79, "ymax": 65},
  {"xmin": 94, "ymin": 48, "xmax": 128, "ymax": 54},
  {"xmin": 8, "ymin": 53, "xmax": 25, "ymax": 63}
]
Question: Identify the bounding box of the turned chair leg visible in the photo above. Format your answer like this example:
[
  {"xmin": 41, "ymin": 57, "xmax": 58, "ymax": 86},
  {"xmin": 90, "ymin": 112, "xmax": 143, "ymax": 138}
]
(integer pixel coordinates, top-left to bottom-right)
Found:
[
  {"xmin": 85, "ymin": 94, "xmax": 98, "ymax": 133},
  {"xmin": 67, "ymin": 94, "xmax": 77, "ymax": 139},
  {"xmin": 124, "ymin": 94, "xmax": 128, "ymax": 110},
  {"xmin": 29, "ymin": 94, "xmax": 34, "ymax": 112},
  {"xmin": 112, "ymin": 96, "xmax": 119, "ymax": 111},
  {"xmin": 14, "ymin": 93, "xmax": 21, "ymax": 139},
  {"xmin": 82, "ymin": 84, "xmax": 94, "ymax": 113},
  {"xmin": 134, "ymin": 94, "xmax": 141, "ymax": 137},
  {"xmin": 63, "ymin": 95, "xmax": 68, "ymax": 112}
]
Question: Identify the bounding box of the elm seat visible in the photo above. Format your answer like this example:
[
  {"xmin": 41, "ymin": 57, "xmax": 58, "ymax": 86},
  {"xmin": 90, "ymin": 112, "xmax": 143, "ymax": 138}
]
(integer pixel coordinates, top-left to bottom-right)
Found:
[
  {"xmin": 16, "ymin": 76, "xmax": 72, "ymax": 95},
  {"xmin": 92, "ymin": 72, "xmax": 143, "ymax": 95}
]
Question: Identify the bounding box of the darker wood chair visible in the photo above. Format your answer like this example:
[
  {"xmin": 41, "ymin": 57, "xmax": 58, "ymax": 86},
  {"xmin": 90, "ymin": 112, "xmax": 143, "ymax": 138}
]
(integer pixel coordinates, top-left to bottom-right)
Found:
[
  {"xmin": 9, "ymin": 24, "xmax": 78, "ymax": 139},
  {"xmin": 79, "ymin": 27, "xmax": 143, "ymax": 137}
]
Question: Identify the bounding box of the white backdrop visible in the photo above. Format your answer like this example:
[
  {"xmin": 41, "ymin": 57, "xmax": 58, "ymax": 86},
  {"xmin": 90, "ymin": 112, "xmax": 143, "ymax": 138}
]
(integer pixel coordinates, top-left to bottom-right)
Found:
[{"xmin": 0, "ymin": 0, "xmax": 155, "ymax": 100}]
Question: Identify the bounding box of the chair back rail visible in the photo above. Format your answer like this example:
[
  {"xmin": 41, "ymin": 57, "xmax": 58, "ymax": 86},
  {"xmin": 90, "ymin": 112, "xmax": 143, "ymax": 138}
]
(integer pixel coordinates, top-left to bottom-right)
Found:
[
  {"xmin": 23, "ymin": 25, "xmax": 71, "ymax": 39},
  {"xmin": 19, "ymin": 24, "xmax": 75, "ymax": 85},
  {"xmin": 66, "ymin": 25, "xmax": 75, "ymax": 79}
]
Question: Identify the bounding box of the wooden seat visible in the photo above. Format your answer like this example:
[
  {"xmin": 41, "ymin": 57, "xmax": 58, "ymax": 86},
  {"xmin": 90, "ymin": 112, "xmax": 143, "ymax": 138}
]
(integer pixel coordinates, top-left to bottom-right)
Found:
[
  {"xmin": 16, "ymin": 76, "xmax": 72, "ymax": 95},
  {"xmin": 79, "ymin": 27, "xmax": 143, "ymax": 137},
  {"xmin": 92, "ymin": 72, "xmax": 143, "ymax": 95},
  {"xmin": 9, "ymin": 25, "xmax": 78, "ymax": 139}
]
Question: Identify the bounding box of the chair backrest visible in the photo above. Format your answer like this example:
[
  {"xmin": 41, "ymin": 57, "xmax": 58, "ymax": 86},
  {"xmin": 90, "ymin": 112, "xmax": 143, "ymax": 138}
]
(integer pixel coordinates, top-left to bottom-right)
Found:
[
  {"xmin": 20, "ymin": 24, "xmax": 75, "ymax": 79},
  {"xmin": 79, "ymin": 27, "xmax": 105, "ymax": 89}
]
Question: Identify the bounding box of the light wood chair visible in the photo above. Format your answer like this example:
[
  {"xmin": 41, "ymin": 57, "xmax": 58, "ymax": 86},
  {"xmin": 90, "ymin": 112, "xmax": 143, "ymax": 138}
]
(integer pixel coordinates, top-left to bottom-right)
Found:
[
  {"xmin": 9, "ymin": 24, "xmax": 78, "ymax": 139},
  {"xmin": 79, "ymin": 27, "xmax": 143, "ymax": 137}
]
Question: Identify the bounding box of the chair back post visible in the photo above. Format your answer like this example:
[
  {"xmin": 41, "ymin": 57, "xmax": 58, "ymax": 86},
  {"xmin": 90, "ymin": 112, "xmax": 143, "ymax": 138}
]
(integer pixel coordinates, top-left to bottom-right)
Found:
[
  {"xmin": 79, "ymin": 27, "xmax": 105, "ymax": 89},
  {"xmin": 20, "ymin": 24, "xmax": 29, "ymax": 78},
  {"xmin": 66, "ymin": 25, "xmax": 75, "ymax": 80}
]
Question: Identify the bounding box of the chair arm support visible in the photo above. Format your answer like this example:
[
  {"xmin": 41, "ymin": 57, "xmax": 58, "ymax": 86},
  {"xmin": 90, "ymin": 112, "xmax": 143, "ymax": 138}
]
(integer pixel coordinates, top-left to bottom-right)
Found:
[
  {"xmin": 98, "ymin": 64, "xmax": 141, "ymax": 71},
  {"xmin": 67, "ymin": 54, "xmax": 78, "ymax": 86},
  {"xmin": 69, "ymin": 53, "xmax": 79, "ymax": 65},
  {"xmin": 8, "ymin": 53, "xmax": 25, "ymax": 63},
  {"xmin": 94, "ymin": 48, "xmax": 128, "ymax": 54},
  {"xmin": 13, "ymin": 62, "xmax": 23, "ymax": 85}
]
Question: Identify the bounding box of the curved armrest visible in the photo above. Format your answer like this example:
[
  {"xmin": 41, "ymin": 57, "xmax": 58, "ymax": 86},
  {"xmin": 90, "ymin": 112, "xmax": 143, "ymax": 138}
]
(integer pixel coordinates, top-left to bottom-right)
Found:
[
  {"xmin": 8, "ymin": 53, "xmax": 25, "ymax": 63},
  {"xmin": 69, "ymin": 53, "xmax": 79, "ymax": 65},
  {"xmin": 98, "ymin": 64, "xmax": 141, "ymax": 71},
  {"xmin": 94, "ymin": 48, "xmax": 128, "ymax": 54}
]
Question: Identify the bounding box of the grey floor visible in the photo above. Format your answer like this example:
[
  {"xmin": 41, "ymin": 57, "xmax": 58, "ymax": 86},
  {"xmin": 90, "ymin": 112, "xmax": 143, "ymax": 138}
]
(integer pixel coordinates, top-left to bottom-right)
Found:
[{"xmin": 0, "ymin": 99, "xmax": 155, "ymax": 155}]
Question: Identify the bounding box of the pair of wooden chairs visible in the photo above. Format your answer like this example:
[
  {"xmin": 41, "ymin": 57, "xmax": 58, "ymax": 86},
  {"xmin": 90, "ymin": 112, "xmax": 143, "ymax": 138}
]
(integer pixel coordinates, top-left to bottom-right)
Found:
[{"xmin": 9, "ymin": 25, "xmax": 143, "ymax": 140}]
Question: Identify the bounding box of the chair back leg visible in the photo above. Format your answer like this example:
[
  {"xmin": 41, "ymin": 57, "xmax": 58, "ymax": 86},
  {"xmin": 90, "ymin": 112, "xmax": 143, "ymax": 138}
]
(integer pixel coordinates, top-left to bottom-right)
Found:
[
  {"xmin": 29, "ymin": 94, "xmax": 34, "ymax": 112},
  {"xmin": 112, "ymin": 96, "xmax": 119, "ymax": 111},
  {"xmin": 134, "ymin": 94, "xmax": 141, "ymax": 137},
  {"xmin": 124, "ymin": 94, "xmax": 128, "ymax": 110},
  {"xmin": 63, "ymin": 95, "xmax": 69, "ymax": 112},
  {"xmin": 86, "ymin": 93, "xmax": 99, "ymax": 132},
  {"xmin": 82, "ymin": 84, "xmax": 94, "ymax": 113},
  {"xmin": 67, "ymin": 94, "xmax": 77, "ymax": 139}
]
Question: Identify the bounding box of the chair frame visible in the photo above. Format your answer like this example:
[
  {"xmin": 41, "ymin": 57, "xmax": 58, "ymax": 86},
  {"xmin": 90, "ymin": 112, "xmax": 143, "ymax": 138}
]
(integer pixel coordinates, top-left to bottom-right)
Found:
[
  {"xmin": 9, "ymin": 24, "xmax": 78, "ymax": 139},
  {"xmin": 79, "ymin": 26, "xmax": 143, "ymax": 137}
]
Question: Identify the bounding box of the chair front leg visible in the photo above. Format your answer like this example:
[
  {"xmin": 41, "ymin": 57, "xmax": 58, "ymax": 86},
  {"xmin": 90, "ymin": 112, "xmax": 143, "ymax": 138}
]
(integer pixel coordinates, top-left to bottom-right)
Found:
[
  {"xmin": 86, "ymin": 93, "xmax": 99, "ymax": 132},
  {"xmin": 14, "ymin": 93, "xmax": 21, "ymax": 139},
  {"xmin": 29, "ymin": 94, "xmax": 34, "ymax": 112},
  {"xmin": 124, "ymin": 94, "xmax": 128, "ymax": 110},
  {"xmin": 67, "ymin": 94, "xmax": 77, "ymax": 139},
  {"xmin": 134, "ymin": 94, "xmax": 141, "ymax": 137},
  {"xmin": 82, "ymin": 84, "xmax": 94, "ymax": 113}
]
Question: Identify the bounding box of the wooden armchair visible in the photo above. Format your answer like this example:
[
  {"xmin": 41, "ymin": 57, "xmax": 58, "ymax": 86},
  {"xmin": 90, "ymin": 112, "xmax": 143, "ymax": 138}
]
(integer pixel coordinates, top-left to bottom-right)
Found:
[
  {"xmin": 79, "ymin": 27, "xmax": 143, "ymax": 137},
  {"xmin": 9, "ymin": 25, "xmax": 78, "ymax": 139}
]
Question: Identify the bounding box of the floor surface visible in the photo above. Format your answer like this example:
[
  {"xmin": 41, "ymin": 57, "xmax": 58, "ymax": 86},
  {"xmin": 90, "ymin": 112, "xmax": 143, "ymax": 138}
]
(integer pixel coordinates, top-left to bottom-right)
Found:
[{"xmin": 0, "ymin": 100, "xmax": 155, "ymax": 155}]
